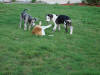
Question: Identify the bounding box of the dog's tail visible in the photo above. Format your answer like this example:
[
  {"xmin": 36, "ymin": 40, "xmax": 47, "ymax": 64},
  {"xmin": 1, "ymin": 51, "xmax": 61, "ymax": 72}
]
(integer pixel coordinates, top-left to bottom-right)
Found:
[{"xmin": 22, "ymin": 9, "xmax": 28, "ymax": 13}]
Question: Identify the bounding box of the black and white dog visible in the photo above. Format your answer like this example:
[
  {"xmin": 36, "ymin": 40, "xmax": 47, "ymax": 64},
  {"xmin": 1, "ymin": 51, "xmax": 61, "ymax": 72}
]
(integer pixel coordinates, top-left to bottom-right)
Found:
[
  {"xmin": 19, "ymin": 9, "xmax": 37, "ymax": 30},
  {"xmin": 46, "ymin": 14, "xmax": 73, "ymax": 34}
]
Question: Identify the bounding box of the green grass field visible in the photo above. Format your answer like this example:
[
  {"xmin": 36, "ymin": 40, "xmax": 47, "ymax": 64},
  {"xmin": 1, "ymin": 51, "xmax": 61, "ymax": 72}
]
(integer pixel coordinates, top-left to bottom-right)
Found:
[{"xmin": 0, "ymin": 3, "xmax": 100, "ymax": 75}]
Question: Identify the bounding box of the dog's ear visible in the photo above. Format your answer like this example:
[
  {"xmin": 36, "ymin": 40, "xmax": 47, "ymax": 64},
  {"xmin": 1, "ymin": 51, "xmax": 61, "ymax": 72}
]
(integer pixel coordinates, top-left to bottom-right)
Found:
[
  {"xmin": 47, "ymin": 14, "xmax": 53, "ymax": 19},
  {"xmin": 56, "ymin": 14, "xmax": 59, "ymax": 16}
]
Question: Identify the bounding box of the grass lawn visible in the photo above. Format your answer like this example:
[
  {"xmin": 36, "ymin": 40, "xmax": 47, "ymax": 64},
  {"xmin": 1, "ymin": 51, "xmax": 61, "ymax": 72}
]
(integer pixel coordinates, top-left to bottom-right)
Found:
[{"xmin": 0, "ymin": 3, "xmax": 100, "ymax": 75}]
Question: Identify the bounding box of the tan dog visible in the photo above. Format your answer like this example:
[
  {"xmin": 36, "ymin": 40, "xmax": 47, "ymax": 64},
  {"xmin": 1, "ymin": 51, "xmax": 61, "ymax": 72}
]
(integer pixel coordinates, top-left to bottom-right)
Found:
[{"xmin": 32, "ymin": 21, "xmax": 52, "ymax": 36}]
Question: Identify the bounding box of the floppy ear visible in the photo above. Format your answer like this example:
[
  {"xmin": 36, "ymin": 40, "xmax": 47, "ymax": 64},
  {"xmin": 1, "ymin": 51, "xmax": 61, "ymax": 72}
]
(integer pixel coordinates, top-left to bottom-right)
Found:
[
  {"xmin": 49, "ymin": 14, "xmax": 53, "ymax": 17},
  {"xmin": 56, "ymin": 14, "xmax": 59, "ymax": 16},
  {"xmin": 39, "ymin": 21, "xmax": 42, "ymax": 25},
  {"xmin": 47, "ymin": 14, "xmax": 53, "ymax": 19}
]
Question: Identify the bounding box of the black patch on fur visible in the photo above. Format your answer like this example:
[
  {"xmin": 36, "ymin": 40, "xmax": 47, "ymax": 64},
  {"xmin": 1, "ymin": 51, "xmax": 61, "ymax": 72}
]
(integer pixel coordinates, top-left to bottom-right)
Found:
[
  {"xmin": 47, "ymin": 14, "xmax": 53, "ymax": 20},
  {"xmin": 55, "ymin": 15, "xmax": 71, "ymax": 24},
  {"xmin": 55, "ymin": 15, "xmax": 71, "ymax": 32}
]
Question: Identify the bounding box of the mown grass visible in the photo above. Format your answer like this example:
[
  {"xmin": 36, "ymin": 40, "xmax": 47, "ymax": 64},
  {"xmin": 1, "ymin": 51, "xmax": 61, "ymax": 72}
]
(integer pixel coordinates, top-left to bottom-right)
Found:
[{"xmin": 0, "ymin": 3, "xmax": 100, "ymax": 75}]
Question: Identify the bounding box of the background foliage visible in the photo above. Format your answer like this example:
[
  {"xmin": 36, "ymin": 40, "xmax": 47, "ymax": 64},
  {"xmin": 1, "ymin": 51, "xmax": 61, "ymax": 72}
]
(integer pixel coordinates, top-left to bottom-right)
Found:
[{"xmin": 84, "ymin": 0, "xmax": 100, "ymax": 5}]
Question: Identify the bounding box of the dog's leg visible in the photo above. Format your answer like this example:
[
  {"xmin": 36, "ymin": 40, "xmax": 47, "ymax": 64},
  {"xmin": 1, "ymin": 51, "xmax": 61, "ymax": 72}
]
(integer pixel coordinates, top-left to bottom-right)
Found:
[
  {"xmin": 42, "ymin": 24, "xmax": 52, "ymax": 30},
  {"xmin": 29, "ymin": 24, "xmax": 31, "ymax": 31},
  {"xmin": 64, "ymin": 21, "xmax": 66, "ymax": 28},
  {"xmin": 65, "ymin": 24, "xmax": 68, "ymax": 32},
  {"xmin": 67, "ymin": 21, "xmax": 73, "ymax": 35},
  {"xmin": 41, "ymin": 24, "xmax": 52, "ymax": 36},
  {"xmin": 70, "ymin": 26, "xmax": 73, "ymax": 35},
  {"xmin": 19, "ymin": 15, "xmax": 22, "ymax": 28},
  {"xmin": 24, "ymin": 16, "xmax": 28, "ymax": 30},
  {"xmin": 24, "ymin": 23, "xmax": 27, "ymax": 30},
  {"xmin": 64, "ymin": 24, "xmax": 66, "ymax": 28},
  {"xmin": 57, "ymin": 24, "xmax": 60, "ymax": 31},
  {"xmin": 53, "ymin": 23, "xmax": 57, "ymax": 31}
]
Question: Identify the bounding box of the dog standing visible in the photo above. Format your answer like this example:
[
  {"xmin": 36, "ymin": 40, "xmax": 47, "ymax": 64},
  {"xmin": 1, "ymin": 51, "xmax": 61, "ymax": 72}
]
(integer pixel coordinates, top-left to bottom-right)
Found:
[
  {"xmin": 19, "ymin": 9, "xmax": 37, "ymax": 30},
  {"xmin": 46, "ymin": 14, "xmax": 73, "ymax": 34}
]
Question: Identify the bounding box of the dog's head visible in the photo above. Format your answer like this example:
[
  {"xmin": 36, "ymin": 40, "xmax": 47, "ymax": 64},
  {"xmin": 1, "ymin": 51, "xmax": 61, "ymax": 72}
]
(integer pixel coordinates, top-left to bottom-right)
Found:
[
  {"xmin": 46, "ymin": 14, "xmax": 53, "ymax": 22},
  {"xmin": 31, "ymin": 18, "xmax": 38, "ymax": 26},
  {"xmin": 32, "ymin": 21, "xmax": 42, "ymax": 35}
]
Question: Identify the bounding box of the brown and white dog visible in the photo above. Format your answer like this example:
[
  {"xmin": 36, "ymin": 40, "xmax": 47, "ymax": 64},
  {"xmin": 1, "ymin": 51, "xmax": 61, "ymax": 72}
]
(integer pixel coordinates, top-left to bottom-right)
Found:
[{"xmin": 32, "ymin": 21, "xmax": 52, "ymax": 36}]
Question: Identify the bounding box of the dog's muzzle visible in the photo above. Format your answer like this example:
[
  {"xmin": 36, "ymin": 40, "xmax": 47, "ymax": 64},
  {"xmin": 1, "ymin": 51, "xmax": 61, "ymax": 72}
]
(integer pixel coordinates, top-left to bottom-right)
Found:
[{"xmin": 32, "ymin": 23, "xmax": 35, "ymax": 26}]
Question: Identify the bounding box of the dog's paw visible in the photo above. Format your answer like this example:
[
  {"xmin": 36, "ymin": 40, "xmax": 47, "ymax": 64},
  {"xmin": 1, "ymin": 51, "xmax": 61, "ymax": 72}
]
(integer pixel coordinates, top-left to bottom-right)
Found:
[
  {"xmin": 53, "ymin": 28, "xmax": 56, "ymax": 32},
  {"xmin": 24, "ymin": 28, "xmax": 27, "ymax": 31},
  {"xmin": 52, "ymin": 29, "xmax": 55, "ymax": 32},
  {"xmin": 70, "ymin": 32, "xmax": 72, "ymax": 35}
]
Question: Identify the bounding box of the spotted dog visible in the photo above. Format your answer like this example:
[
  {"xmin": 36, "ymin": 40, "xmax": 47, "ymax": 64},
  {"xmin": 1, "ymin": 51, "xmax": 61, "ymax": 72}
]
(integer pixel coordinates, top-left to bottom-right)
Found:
[
  {"xmin": 46, "ymin": 14, "xmax": 73, "ymax": 34},
  {"xmin": 19, "ymin": 9, "xmax": 37, "ymax": 30}
]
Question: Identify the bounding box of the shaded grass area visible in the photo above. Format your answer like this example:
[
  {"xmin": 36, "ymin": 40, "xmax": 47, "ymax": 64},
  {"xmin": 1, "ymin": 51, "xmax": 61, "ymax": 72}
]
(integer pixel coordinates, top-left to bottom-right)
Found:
[{"xmin": 0, "ymin": 3, "xmax": 100, "ymax": 75}]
